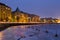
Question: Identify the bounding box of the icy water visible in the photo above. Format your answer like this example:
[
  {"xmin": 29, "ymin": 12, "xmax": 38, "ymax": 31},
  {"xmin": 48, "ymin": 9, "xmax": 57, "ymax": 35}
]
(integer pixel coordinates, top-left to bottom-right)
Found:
[{"xmin": 0, "ymin": 24, "xmax": 60, "ymax": 40}]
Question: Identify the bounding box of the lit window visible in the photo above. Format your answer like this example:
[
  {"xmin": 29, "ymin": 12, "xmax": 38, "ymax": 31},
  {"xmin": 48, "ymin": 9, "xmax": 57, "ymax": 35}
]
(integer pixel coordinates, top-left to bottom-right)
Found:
[
  {"xmin": 6, "ymin": 7, "xmax": 8, "ymax": 9},
  {"xmin": 3, "ymin": 11, "xmax": 5, "ymax": 13},
  {"xmin": 8, "ymin": 8, "xmax": 10, "ymax": 10},
  {"xmin": 6, "ymin": 7, "xmax": 10, "ymax": 10}
]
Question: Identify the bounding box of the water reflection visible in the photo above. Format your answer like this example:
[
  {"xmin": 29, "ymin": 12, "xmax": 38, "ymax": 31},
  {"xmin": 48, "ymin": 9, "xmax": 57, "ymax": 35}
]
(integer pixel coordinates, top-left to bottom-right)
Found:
[
  {"xmin": 0, "ymin": 32, "xmax": 3, "ymax": 40},
  {"xmin": 0, "ymin": 25, "xmax": 29, "ymax": 40},
  {"xmin": 0, "ymin": 24, "xmax": 60, "ymax": 40}
]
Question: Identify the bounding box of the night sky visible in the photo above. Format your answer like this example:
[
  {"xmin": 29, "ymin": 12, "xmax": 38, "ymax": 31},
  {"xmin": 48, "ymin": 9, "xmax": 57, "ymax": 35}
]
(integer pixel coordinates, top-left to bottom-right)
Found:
[{"xmin": 0, "ymin": 0, "xmax": 60, "ymax": 18}]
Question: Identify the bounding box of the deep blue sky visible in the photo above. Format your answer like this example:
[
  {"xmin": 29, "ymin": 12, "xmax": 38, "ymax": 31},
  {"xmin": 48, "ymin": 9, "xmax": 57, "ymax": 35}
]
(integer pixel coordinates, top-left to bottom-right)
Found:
[{"xmin": 0, "ymin": 0, "xmax": 60, "ymax": 18}]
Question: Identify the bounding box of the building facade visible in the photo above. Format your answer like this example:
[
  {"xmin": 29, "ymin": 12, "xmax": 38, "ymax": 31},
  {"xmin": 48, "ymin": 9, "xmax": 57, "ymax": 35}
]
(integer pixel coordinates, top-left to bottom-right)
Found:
[
  {"xmin": 28, "ymin": 14, "xmax": 40, "ymax": 22},
  {"xmin": 40, "ymin": 18, "xmax": 58, "ymax": 23},
  {"xmin": 0, "ymin": 3, "xmax": 40, "ymax": 23},
  {"xmin": 12, "ymin": 8, "xmax": 29, "ymax": 22},
  {"xmin": 0, "ymin": 3, "xmax": 12, "ymax": 22},
  {"xmin": 12, "ymin": 8, "xmax": 40, "ymax": 23}
]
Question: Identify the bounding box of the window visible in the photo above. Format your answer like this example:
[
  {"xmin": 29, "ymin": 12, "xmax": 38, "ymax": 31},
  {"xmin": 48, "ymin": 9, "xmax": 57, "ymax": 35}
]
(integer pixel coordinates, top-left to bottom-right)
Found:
[
  {"xmin": 3, "ymin": 11, "xmax": 5, "ymax": 13},
  {"xmin": 6, "ymin": 7, "xmax": 10, "ymax": 10}
]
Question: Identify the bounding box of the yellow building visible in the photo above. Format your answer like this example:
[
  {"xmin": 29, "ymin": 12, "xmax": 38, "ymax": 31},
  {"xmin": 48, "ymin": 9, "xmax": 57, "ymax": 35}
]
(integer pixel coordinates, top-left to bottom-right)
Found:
[
  {"xmin": 27, "ymin": 14, "xmax": 40, "ymax": 22},
  {"xmin": 0, "ymin": 3, "xmax": 40, "ymax": 23},
  {"xmin": 0, "ymin": 3, "xmax": 12, "ymax": 22},
  {"xmin": 57, "ymin": 19, "xmax": 60, "ymax": 23},
  {"xmin": 32, "ymin": 15, "xmax": 40, "ymax": 22},
  {"xmin": 12, "ymin": 8, "xmax": 40, "ymax": 23},
  {"xmin": 12, "ymin": 8, "xmax": 29, "ymax": 23},
  {"xmin": 40, "ymin": 18, "xmax": 58, "ymax": 23}
]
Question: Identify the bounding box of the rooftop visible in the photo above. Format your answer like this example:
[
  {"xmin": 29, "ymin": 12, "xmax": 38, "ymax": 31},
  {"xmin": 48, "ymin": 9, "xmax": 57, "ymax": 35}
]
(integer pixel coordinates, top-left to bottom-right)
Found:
[{"xmin": 0, "ymin": 2, "xmax": 10, "ymax": 8}]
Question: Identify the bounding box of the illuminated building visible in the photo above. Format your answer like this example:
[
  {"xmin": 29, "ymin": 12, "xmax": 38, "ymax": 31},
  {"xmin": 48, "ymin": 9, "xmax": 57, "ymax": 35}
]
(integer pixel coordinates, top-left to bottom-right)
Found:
[
  {"xmin": 28, "ymin": 14, "xmax": 40, "ymax": 22},
  {"xmin": 0, "ymin": 3, "xmax": 12, "ymax": 22},
  {"xmin": 40, "ymin": 18, "xmax": 58, "ymax": 23},
  {"xmin": 57, "ymin": 19, "xmax": 60, "ymax": 23},
  {"xmin": 12, "ymin": 8, "xmax": 29, "ymax": 22},
  {"xmin": 0, "ymin": 3, "xmax": 40, "ymax": 23},
  {"xmin": 12, "ymin": 8, "xmax": 40, "ymax": 23}
]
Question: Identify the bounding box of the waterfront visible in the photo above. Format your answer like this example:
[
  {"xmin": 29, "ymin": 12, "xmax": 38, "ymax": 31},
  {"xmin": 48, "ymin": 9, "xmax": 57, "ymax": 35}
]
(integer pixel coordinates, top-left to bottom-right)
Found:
[{"xmin": 0, "ymin": 24, "xmax": 60, "ymax": 40}]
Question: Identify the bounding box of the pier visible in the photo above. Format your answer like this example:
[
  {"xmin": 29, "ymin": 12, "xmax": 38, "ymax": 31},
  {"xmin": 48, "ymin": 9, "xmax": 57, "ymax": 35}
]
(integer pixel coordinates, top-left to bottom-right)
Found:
[
  {"xmin": 0, "ymin": 22, "xmax": 40, "ymax": 31},
  {"xmin": 0, "ymin": 22, "xmax": 59, "ymax": 31}
]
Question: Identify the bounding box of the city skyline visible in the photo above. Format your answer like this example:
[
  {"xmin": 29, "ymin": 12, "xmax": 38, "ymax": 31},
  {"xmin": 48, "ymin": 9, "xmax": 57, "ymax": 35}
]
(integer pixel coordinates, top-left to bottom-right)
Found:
[
  {"xmin": 0, "ymin": 0, "xmax": 60, "ymax": 19},
  {"xmin": 0, "ymin": 3, "xmax": 40, "ymax": 23}
]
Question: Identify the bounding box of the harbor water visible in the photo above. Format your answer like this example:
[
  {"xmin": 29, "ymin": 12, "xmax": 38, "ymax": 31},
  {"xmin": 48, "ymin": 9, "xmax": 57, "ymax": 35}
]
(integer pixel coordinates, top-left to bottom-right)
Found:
[{"xmin": 0, "ymin": 24, "xmax": 60, "ymax": 40}]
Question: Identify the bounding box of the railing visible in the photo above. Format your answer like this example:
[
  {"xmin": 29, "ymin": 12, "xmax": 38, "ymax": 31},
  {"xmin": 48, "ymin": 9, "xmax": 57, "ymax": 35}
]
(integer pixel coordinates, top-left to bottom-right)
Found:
[{"xmin": 0, "ymin": 22, "xmax": 41, "ymax": 23}]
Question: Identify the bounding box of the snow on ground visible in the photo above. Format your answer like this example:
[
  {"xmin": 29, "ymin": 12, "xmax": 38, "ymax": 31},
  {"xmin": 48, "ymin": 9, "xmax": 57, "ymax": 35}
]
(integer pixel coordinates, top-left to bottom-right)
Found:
[{"xmin": 0, "ymin": 24, "xmax": 60, "ymax": 40}]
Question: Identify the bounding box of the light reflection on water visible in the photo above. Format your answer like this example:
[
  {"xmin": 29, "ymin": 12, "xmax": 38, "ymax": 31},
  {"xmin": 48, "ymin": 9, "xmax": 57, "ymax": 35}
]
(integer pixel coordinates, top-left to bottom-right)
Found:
[
  {"xmin": 0, "ymin": 32, "xmax": 3, "ymax": 40},
  {"xmin": 0, "ymin": 24, "xmax": 60, "ymax": 40}
]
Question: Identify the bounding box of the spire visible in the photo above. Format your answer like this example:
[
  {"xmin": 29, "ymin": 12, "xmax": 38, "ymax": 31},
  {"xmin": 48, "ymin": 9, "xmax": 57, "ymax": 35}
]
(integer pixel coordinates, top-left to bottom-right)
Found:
[
  {"xmin": 15, "ymin": 7, "xmax": 20, "ymax": 12},
  {"xmin": 15, "ymin": 7, "xmax": 24, "ymax": 13}
]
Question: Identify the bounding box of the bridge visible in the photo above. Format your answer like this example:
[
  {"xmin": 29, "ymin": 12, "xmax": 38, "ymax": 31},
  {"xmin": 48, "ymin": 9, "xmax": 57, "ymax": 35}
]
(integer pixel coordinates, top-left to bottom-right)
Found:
[{"xmin": 0, "ymin": 22, "xmax": 41, "ymax": 31}]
